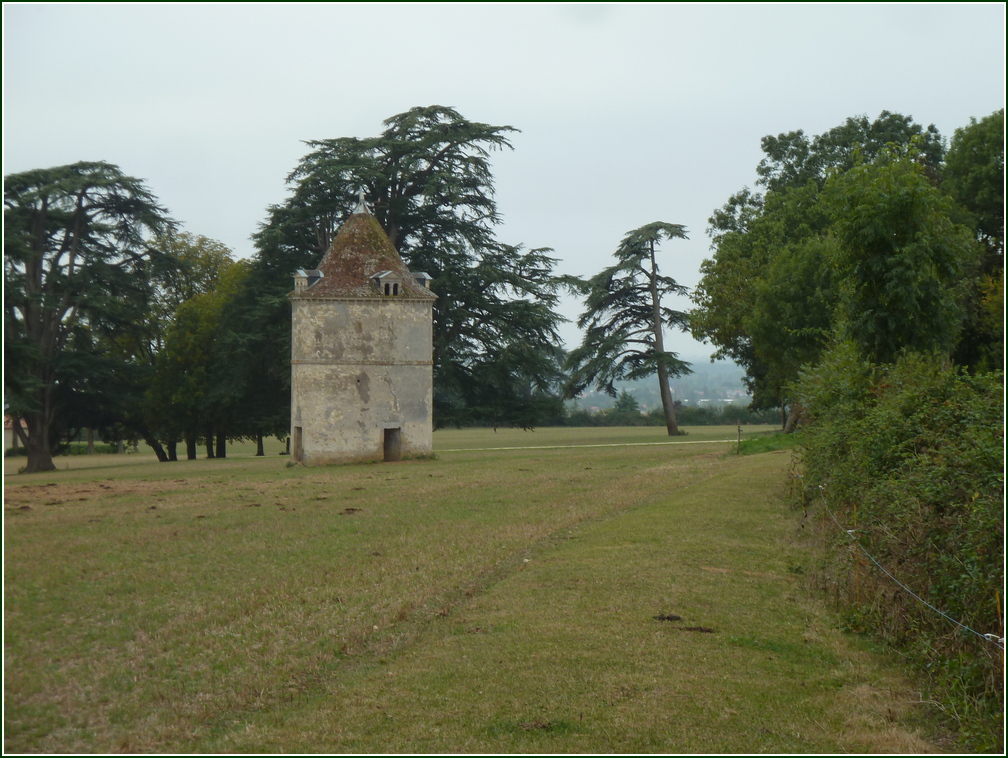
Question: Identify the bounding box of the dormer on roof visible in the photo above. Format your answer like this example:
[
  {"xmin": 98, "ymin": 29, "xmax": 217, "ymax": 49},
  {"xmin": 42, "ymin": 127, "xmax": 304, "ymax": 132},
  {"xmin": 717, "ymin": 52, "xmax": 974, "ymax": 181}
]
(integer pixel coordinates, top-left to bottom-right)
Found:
[
  {"xmin": 412, "ymin": 272, "xmax": 433, "ymax": 290},
  {"xmin": 293, "ymin": 269, "xmax": 323, "ymax": 294},
  {"xmin": 371, "ymin": 270, "xmax": 403, "ymax": 296}
]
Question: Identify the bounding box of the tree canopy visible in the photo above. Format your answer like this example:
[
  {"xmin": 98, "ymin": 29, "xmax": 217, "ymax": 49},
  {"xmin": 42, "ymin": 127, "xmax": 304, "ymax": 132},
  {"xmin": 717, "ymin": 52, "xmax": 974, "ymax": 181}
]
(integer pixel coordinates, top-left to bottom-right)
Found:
[
  {"xmin": 943, "ymin": 108, "xmax": 1004, "ymax": 265},
  {"xmin": 822, "ymin": 146, "xmax": 978, "ymax": 364},
  {"xmin": 692, "ymin": 182, "xmax": 834, "ymax": 417},
  {"xmin": 944, "ymin": 109, "xmax": 1004, "ymax": 372},
  {"xmin": 756, "ymin": 110, "xmax": 945, "ymax": 194},
  {"xmin": 691, "ymin": 110, "xmax": 993, "ymax": 423},
  {"xmin": 4, "ymin": 161, "xmax": 174, "ymax": 471},
  {"xmin": 249, "ymin": 105, "xmax": 576, "ymax": 429},
  {"xmin": 141, "ymin": 234, "xmax": 249, "ymax": 460}
]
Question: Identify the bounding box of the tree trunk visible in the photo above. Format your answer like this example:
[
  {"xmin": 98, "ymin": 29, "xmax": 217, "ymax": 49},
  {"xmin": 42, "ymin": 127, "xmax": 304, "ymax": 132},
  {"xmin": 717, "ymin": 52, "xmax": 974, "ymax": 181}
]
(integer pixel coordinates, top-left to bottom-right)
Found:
[
  {"xmin": 647, "ymin": 239, "xmax": 680, "ymax": 437},
  {"xmin": 205, "ymin": 427, "xmax": 215, "ymax": 459},
  {"xmin": 186, "ymin": 434, "xmax": 197, "ymax": 461},
  {"xmin": 255, "ymin": 432, "xmax": 264, "ymax": 457},
  {"xmin": 166, "ymin": 441, "xmax": 178, "ymax": 462},
  {"xmin": 22, "ymin": 412, "xmax": 56, "ymax": 473},
  {"xmin": 656, "ymin": 363, "xmax": 680, "ymax": 437},
  {"xmin": 784, "ymin": 401, "xmax": 805, "ymax": 434},
  {"xmin": 215, "ymin": 434, "xmax": 226, "ymax": 459},
  {"xmin": 86, "ymin": 428, "xmax": 95, "ymax": 455},
  {"xmin": 144, "ymin": 435, "xmax": 169, "ymax": 463},
  {"xmin": 13, "ymin": 417, "xmax": 28, "ymax": 452}
]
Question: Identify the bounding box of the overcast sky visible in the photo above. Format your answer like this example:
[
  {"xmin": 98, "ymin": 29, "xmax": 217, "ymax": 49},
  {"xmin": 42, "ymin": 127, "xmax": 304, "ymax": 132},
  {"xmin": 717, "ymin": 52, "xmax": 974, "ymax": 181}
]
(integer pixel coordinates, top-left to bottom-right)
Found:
[{"xmin": 3, "ymin": 2, "xmax": 1005, "ymax": 361}]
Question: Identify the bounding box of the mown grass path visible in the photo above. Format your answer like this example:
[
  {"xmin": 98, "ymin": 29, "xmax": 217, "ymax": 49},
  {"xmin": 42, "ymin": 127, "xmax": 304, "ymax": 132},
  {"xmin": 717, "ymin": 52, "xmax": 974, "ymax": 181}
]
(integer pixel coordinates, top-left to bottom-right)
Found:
[{"xmin": 4, "ymin": 428, "xmax": 943, "ymax": 753}]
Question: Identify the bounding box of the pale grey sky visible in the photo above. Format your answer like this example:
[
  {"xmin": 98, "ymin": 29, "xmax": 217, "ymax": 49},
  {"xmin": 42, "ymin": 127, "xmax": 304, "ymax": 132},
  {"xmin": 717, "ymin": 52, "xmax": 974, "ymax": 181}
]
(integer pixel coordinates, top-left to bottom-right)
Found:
[{"xmin": 3, "ymin": 2, "xmax": 1005, "ymax": 360}]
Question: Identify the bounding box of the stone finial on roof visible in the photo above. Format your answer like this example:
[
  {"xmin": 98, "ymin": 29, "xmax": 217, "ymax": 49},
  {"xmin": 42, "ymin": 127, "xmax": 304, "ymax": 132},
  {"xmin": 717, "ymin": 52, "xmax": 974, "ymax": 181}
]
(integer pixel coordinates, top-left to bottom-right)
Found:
[{"xmin": 351, "ymin": 187, "xmax": 371, "ymax": 215}]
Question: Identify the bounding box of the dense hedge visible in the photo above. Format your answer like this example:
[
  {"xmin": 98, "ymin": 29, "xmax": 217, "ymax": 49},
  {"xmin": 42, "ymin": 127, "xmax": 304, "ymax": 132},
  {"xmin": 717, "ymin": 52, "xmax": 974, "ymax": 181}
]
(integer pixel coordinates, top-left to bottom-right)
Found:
[{"xmin": 797, "ymin": 345, "xmax": 1004, "ymax": 749}]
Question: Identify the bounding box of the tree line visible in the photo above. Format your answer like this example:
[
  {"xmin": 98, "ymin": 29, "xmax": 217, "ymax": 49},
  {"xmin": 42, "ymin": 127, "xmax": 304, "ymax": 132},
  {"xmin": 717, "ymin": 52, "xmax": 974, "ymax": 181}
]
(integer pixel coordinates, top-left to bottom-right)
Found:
[
  {"xmin": 689, "ymin": 108, "xmax": 1003, "ymax": 746},
  {"xmin": 4, "ymin": 106, "xmax": 1003, "ymax": 485},
  {"xmin": 692, "ymin": 109, "xmax": 1003, "ymax": 419},
  {"xmin": 4, "ymin": 106, "xmax": 696, "ymax": 473}
]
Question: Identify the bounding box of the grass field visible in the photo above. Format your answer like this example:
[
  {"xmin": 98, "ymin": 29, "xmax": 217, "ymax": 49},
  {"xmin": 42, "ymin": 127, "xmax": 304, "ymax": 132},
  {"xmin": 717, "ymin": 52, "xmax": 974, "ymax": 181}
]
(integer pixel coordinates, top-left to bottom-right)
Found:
[{"xmin": 4, "ymin": 426, "xmax": 946, "ymax": 752}]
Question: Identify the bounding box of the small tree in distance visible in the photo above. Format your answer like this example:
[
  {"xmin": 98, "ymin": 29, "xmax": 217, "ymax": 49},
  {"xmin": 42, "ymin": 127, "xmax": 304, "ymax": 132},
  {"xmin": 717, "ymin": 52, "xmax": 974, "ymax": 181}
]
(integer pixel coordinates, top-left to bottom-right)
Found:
[{"xmin": 564, "ymin": 222, "xmax": 693, "ymax": 436}]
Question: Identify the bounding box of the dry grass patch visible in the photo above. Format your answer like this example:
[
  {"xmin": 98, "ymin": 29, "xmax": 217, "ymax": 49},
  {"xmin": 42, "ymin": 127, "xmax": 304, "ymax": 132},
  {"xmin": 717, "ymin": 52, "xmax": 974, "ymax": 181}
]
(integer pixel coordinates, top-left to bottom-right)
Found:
[
  {"xmin": 4, "ymin": 431, "xmax": 951, "ymax": 753},
  {"xmin": 834, "ymin": 683, "xmax": 938, "ymax": 753}
]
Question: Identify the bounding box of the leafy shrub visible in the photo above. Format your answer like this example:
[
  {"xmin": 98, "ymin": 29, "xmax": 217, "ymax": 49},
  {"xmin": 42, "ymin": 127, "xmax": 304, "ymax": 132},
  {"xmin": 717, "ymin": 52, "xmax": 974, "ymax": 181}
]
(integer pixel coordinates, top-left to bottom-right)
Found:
[
  {"xmin": 797, "ymin": 346, "xmax": 1004, "ymax": 749},
  {"xmin": 672, "ymin": 403, "xmax": 781, "ymax": 426},
  {"xmin": 6, "ymin": 441, "xmax": 122, "ymax": 457},
  {"xmin": 64, "ymin": 441, "xmax": 120, "ymax": 456}
]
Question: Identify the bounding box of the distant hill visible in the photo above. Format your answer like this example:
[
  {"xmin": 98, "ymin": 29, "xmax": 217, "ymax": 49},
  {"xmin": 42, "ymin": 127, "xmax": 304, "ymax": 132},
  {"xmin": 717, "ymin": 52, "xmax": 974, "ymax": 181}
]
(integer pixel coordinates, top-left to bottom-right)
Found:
[{"xmin": 570, "ymin": 358, "xmax": 751, "ymax": 412}]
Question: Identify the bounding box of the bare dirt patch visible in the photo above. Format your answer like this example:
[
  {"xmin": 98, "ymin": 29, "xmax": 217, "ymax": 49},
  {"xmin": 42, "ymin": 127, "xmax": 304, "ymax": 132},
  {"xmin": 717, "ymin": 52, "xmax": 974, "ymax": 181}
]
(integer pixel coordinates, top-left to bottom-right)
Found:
[{"xmin": 4, "ymin": 479, "xmax": 184, "ymax": 509}]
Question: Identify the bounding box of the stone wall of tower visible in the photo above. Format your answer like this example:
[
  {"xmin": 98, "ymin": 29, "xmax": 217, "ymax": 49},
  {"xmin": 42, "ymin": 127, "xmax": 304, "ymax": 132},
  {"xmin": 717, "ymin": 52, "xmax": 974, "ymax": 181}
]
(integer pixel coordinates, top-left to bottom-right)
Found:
[{"xmin": 290, "ymin": 297, "xmax": 434, "ymax": 465}]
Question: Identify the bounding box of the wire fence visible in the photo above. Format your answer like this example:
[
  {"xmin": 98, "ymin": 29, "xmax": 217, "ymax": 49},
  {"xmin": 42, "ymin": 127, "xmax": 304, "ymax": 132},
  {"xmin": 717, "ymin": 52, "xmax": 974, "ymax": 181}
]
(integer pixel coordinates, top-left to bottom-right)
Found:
[{"xmin": 790, "ymin": 465, "xmax": 1005, "ymax": 653}]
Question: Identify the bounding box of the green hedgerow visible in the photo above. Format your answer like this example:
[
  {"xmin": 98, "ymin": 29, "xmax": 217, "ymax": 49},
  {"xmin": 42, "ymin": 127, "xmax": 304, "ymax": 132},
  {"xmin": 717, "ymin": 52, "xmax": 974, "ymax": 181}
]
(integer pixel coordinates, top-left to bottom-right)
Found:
[{"xmin": 797, "ymin": 346, "xmax": 1004, "ymax": 749}]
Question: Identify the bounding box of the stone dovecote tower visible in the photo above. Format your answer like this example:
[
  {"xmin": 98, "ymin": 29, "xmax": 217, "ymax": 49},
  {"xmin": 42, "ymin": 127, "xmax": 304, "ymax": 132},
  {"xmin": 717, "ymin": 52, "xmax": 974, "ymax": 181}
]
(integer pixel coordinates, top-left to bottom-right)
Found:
[{"xmin": 289, "ymin": 193, "xmax": 436, "ymax": 464}]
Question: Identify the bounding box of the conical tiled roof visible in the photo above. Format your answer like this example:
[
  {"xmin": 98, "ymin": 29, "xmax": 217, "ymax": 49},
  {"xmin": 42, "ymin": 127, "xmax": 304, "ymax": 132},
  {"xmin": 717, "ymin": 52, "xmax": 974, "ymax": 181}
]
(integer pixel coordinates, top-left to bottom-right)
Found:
[{"xmin": 295, "ymin": 209, "xmax": 435, "ymax": 299}]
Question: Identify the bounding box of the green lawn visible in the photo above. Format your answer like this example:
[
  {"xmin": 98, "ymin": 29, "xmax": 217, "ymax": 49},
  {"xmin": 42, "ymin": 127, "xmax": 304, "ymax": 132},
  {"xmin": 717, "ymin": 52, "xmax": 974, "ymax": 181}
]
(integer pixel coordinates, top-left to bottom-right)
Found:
[{"xmin": 4, "ymin": 427, "xmax": 946, "ymax": 752}]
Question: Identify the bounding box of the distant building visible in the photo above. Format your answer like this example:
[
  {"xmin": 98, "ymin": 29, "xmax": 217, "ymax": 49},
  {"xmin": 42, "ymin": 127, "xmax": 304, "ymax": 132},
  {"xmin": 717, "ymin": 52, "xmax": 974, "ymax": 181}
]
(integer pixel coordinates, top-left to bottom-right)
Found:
[
  {"xmin": 288, "ymin": 192, "xmax": 436, "ymax": 465},
  {"xmin": 4, "ymin": 415, "xmax": 27, "ymax": 452}
]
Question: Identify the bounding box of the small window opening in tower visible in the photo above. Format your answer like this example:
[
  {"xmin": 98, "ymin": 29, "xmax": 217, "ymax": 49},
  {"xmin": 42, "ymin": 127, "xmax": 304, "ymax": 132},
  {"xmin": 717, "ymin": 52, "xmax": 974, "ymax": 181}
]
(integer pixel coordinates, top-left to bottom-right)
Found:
[
  {"xmin": 384, "ymin": 283, "xmax": 391, "ymax": 296},
  {"xmin": 392, "ymin": 282, "xmax": 399, "ymax": 295}
]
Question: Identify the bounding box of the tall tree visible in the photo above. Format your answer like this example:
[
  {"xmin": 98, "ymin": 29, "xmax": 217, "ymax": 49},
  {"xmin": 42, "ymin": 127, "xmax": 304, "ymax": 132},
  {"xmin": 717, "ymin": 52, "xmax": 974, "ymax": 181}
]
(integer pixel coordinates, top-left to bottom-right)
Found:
[
  {"xmin": 822, "ymin": 146, "xmax": 980, "ymax": 364},
  {"xmin": 943, "ymin": 109, "xmax": 1004, "ymax": 373},
  {"xmin": 142, "ymin": 233, "xmax": 241, "ymax": 459},
  {"xmin": 944, "ymin": 108, "xmax": 1004, "ymax": 264},
  {"xmin": 4, "ymin": 162, "xmax": 173, "ymax": 472},
  {"xmin": 564, "ymin": 222, "xmax": 692, "ymax": 436},
  {"xmin": 692, "ymin": 182, "xmax": 834, "ymax": 424},
  {"xmin": 693, "ymin": 112, "xmax": 950, "ymax": 417},
  {"xmin": 250, "ymin": 105, "xmax": 575, "ymax": 428},
  {"xmin": 214, "ymin": 285, "xmax": 292, "ymax": 454}
]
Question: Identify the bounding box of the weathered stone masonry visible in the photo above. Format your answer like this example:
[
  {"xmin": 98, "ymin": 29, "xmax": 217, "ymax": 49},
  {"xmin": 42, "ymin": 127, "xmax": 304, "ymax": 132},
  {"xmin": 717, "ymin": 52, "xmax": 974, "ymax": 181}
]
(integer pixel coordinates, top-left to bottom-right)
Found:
[{"xmin": 289, "ymin": 198, "xmax": 436, "ymax": 465}]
